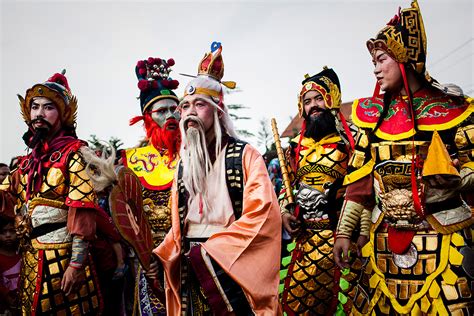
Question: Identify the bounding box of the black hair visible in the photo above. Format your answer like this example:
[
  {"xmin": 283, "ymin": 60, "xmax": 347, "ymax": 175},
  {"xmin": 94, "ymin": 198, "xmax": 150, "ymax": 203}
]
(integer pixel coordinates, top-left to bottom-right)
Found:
[{"xmin": 0, "ymin": 216, "xmax": 14, "ymax": 231}]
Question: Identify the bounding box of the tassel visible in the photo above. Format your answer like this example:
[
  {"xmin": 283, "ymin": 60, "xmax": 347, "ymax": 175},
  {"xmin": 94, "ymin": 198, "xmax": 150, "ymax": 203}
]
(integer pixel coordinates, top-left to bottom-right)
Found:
[
  {"xmin": 129, "ymin": 115, "xmax": 145, "ymax": 126},
  {"xmin": 399, "ymin": 63, "xmax": 425, "ymax": 218},
  {"xmin": 339, "ymin": 112, "xmax": 355, "ymax": 151},
  {"xmin": 293, "ymin": 120, "xmax": 306, "ymax": 173},
  {"xmin": 373, "ymin": 81, "xmax": 381, "ymax": 98},
  {"xmin": 199, "ymin": 195, "xmax": 203, "ymax": 216}
]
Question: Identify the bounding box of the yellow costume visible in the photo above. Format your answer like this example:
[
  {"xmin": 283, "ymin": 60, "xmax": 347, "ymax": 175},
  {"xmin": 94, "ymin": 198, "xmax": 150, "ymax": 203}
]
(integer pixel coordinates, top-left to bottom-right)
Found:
[
  {"xmin": 280, "ymin": 68, "xmax": 365, "ymax": 315},
  {"xmin": 336, "ymin": 2, "xmax": 474, "ymax": 314}
]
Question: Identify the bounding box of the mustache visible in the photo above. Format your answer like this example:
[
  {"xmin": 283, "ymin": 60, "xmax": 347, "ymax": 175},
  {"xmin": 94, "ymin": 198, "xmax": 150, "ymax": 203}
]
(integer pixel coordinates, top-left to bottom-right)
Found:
[
  {"xmin": 30, "ymin": 117, "xmax": 53, "ymax": 129},
  {"xmin": 164, "ymin": 118, "xmax": 179, "ymax": 127},
  {"xmin": 180, "ymin": 116, "xmax": 204, "ymax": 131},
  {"xmin": 308, "ymin": 107, "xmax": 324, "ymax": 116}
]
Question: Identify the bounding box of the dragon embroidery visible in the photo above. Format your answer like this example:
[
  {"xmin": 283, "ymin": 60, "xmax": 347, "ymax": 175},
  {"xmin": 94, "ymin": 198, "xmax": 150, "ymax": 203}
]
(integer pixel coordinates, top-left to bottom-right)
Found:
[{"xmin": 129, "ymin": 149, "xmax": 160, "ymax": 172}]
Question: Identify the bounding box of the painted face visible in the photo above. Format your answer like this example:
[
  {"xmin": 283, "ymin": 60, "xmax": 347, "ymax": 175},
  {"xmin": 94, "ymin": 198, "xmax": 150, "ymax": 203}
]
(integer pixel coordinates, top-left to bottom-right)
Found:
[
  {"xmin": 179, "ymin": 94, "xmax": 217, "ymax": 133},
  {"xmin": 30, "ymin": 97, "xmax": 60, "ymax": 131},
  {"xmin": 372, "ymin": 49, "xmax": 403, "ymax": 93},
  {"xmin": 303, "ymin": 90, "xmax": 326, "ymax": 118},
  {"xmin": 0, "ymin": 166, "xmax": 9, "ymax": 183},
  {"xmin": 150, "ymin": 98, "xmax": 180, "ymax": 130}
]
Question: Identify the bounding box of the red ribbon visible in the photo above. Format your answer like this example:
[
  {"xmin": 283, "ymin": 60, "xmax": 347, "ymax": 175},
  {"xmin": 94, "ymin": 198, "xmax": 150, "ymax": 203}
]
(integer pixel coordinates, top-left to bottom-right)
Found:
[{"xmin": 399, "ymin": 63, "xmax": 425, "ymax": 219}]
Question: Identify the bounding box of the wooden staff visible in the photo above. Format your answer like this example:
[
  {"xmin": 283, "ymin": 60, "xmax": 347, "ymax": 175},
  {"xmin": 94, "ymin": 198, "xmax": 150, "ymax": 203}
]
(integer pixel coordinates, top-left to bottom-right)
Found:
[{"xmin": 271, "ymin": 118, "xmax": 294, "ymax": 205}]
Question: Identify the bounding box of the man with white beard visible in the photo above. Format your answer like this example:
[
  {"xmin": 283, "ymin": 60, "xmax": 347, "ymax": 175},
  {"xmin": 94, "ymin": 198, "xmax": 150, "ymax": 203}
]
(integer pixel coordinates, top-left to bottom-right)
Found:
[{"xmin": 151, "ymin": 42, "xmax": 282, "ymax": 315}]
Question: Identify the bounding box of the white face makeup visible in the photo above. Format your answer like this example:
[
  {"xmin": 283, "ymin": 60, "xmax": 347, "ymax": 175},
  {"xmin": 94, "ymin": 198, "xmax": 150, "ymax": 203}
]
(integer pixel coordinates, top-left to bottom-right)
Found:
[
  {"xmin": 30, "ymin": 96, "xmax": 60, "ymax": 131},
  {"xmin": 150, "ymin": 98, "xmax": 180, "ymax": 129}
]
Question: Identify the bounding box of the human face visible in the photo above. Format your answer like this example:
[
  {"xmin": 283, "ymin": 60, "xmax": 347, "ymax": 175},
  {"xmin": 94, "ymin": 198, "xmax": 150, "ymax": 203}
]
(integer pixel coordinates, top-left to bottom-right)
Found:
[
  {"xmin": 150, "ymin": 99, "xmax": 180, "ymax": 130},
  {"xmin": 0, "ymin": 166, "xmax": 9, "ymax": 183},
  {"xmin": 372, "ymin": 50, "xmax": 403, "ymax": 93},
  {"xmin": 30, "ymin": 97, "xmax": 60, "ymax": 131},
  {"xmin": 0, "ymin": 222, "xmax": 17, "ymax": 250},
  {"xmin": 303, "ymin": 90, "xmax": 326, "ymax": 118},
  {"xmin": 179, "ymin": 95, "xmax": 217, "ymax": 134}
]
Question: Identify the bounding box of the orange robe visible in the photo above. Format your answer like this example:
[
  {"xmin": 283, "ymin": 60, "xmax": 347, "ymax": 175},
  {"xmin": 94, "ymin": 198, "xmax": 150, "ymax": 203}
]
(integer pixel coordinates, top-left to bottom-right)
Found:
[{"xmin": 153, "ymin": 144, "xmax": 282, "ymax": 315}]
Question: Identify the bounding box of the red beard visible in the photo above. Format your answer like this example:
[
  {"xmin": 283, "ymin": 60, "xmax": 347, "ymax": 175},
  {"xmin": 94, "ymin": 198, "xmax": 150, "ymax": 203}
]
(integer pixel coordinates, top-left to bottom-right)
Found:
[{"xmin": 143, "ymin": 114, "xmax": 181, "ymax": 160}]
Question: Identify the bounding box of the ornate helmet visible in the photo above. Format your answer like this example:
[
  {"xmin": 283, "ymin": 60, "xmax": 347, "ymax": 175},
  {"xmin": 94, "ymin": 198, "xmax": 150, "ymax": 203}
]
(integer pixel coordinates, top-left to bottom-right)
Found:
[
  {"xmin": 18, "ymin": 70, "xmax": 77, "ymax": 128},
  {"xmin": 181, "ymin": 42, "xmax": 238, "ymax": 139},
  {"xmin": 367, "ymin": 0, "xmax": 427, "ymax": 75},
  {"xmin": 298, "ymin": 67, "xmax": 341, "ymax": 117},
  {"xmin": 183, "ymin": 42, "xmax": 236, "ymax": 109},
  {"xmin": 366, "ymin": 0, "xmax": 458, "ymax": 96},
  {"xmin": 135, "ymin": 57, "xmax": 179, "ymax": 114}
]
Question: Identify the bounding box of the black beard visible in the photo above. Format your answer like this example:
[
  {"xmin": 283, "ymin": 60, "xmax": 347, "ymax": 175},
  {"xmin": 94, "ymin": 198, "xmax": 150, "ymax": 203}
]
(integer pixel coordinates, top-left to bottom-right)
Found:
[
  {"xmin": 23, "ymin": 118, "xmax": 54, "ymax": 148},
  {"xmin": 304, "ymin": 110, "xmax": 337, "ymax": 141}
]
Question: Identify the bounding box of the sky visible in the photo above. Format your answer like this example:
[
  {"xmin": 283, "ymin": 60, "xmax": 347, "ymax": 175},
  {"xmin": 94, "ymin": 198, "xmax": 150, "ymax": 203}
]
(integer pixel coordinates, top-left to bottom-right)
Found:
[{"xmin": 1, "ymin": 0, "xmax": 472, "ymax": 163}]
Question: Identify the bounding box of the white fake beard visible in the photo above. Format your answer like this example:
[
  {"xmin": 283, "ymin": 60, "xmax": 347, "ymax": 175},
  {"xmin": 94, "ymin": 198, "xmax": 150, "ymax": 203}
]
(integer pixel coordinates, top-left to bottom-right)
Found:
[{"xmin": 180, "ymin": 116, "xmax": 212, "ymax": 201}]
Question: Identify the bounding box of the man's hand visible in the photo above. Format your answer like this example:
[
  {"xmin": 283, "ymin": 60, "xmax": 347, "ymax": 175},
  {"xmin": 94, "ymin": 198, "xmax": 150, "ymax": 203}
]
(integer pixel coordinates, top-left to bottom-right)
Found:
[
  {"xmin": 356, "ymin": 235, "xmax": 369, "ymax": 257},
  {"xmin": 61, "ymin": 266, "xmax": 85, "ymax": 296},
  {"xmin": 282, "ymin": 212, "xmax": 301, "ymax": 236},
  {"xmin": 333, "ymin": 237, "xmax": 351, "ymax": 269}
]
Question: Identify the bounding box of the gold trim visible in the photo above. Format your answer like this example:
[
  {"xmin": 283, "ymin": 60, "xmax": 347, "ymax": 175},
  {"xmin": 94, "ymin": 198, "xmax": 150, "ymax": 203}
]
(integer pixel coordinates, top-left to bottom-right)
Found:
[
  {"xmin": 31, "ymin": 239, "xmax": 71, "ymax": 250},
  {"xmin": 461, "ymin": 161, "xmax": 474, "ymax": 170},
  {"xmin": 343, "ymin": 159, "xmax": 375, "ymax": 185},
  {"xmin": 183, "ymin": 87, "xmax": 220, "ymax": 99},
  {"xmin": 352, "ymin": 99, "xmax": 474, "ymax": 141},
  {"xmin": 22, "ymin": 83, "xmax": 76, "ymax": 126},
  {"xmin": 143, "ymin": 94, "xmax": 179, "ymax": 113},
  {"xmin": 425, "ymin": 215, "xmax": 474, "ymax": 235},
  {"xmin": 371, "ymin": 140, "xmax": 429, "ymax": 147},
  {"xmin": 360, "ymin": 230, "xmax": 463, "ymax": 314},
  {"xmin": 28, "ymin": 198, "xmax": 67, "ymax": 215}
]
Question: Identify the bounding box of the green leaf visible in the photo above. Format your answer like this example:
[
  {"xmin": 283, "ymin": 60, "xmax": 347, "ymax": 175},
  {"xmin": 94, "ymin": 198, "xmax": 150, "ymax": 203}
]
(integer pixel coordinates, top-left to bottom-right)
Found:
[
  {"xmin": 341, "ymin": 268, "xmax": 350, "ymax": 276},
  {"xmin": 279, "ymin": 269, "xmax": 288, "ymax": 279}
]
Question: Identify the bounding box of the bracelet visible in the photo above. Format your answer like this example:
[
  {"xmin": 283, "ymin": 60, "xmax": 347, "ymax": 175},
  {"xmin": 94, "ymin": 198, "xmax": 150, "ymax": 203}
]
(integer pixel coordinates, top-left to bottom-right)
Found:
[{"xmin": 68, "ymin": 262, "xmax": 83, "ymax": 270}]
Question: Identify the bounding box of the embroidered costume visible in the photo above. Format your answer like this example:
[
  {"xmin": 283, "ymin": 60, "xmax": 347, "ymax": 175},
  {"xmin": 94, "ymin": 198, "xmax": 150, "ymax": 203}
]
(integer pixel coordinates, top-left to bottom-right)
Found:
[
  {"xmin": 336, "ymin": 2, "xmax": 474, "ymax": 314},
  {"xmin": 279, "ymin": 68, "xmax": 363, "ymax": 315},
  {"xmin": 124, "ymin": 56, "xmax": 181, "ymax": 315},
  {"xmin": 0, "ymin": 71, "xmax": 102, "ymax": 315},
  {"xmin": 153, "ymin": 43, "xmax": 282, "ymax": 315}
]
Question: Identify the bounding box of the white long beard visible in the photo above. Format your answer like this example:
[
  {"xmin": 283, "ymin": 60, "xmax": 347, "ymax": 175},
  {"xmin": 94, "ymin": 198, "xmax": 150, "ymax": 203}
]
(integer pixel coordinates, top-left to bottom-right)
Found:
[
  {"xmin": 180, "ymin": 116, "xmax": 212, "ymax": 200},
  {"xmin": 179, "ymin": 112, "xmax": 223, "ymax": 211}
]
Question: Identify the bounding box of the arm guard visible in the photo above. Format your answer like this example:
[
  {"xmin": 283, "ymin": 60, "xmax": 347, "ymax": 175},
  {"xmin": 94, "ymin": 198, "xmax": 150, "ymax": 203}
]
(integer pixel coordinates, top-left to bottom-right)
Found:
[
  {"xmin": 69, "ymin": 235, "xmax": 89, "ymax": 269},
  {"xmin": 336, "ymin": 200, "xmax": 364, "ymax": 238},
  {"xmin": 359, "ymin": 208, "xmax": 372, "ymax": 237},
  {"xmin": 455, "ymin": 121, "xmax": 474, "ymax": 191}
]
